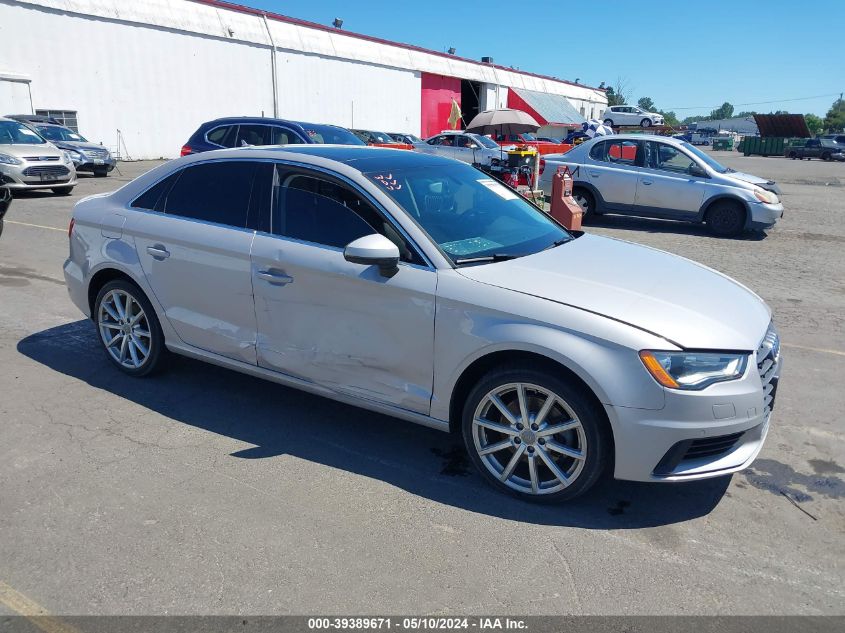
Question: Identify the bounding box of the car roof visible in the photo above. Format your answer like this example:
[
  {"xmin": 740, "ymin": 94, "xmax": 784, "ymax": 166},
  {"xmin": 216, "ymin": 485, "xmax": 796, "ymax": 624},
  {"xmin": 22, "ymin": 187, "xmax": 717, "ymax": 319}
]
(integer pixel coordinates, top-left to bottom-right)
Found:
[
  {"xmin": 200, "ymin": 117, "xmax": 349, "ymax": 131},
  {"xmin": 254, "ymin": 144, "xmax": 454, "ymax": 169}
]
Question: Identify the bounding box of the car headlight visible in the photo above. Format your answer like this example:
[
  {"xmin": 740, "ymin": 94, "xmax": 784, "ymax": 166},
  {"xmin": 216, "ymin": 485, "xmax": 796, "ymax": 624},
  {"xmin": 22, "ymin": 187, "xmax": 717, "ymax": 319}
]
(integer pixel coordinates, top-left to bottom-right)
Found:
[
  {"xmin": 639, "ymin": 350, "xmax": 748, "ymax": 390},
  {"xmin": 0, "ymin": 153, "xmax": 23, "ymax": 166},
  {"xmin": 753, "ymin": 187, "xmax": 778, "ymax": 204}
]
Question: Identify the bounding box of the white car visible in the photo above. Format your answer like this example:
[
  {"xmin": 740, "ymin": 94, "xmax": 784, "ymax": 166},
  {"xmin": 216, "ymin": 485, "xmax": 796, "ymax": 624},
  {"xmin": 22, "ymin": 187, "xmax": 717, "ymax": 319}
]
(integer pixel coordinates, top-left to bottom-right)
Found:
[
  {"xmin": 415, "ymin": 131, "xmax": 506, "ymax": 168},
  {"xmin": 602, "ymin": 106, "xmax": 664, "ymax": 128}
]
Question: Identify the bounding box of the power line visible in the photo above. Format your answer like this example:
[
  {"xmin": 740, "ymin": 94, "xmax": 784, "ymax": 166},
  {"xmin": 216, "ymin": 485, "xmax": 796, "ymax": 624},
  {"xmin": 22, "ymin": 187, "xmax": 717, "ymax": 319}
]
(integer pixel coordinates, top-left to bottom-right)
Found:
[{"xmin": 667, "ymin": 92, "xmax": 841, "ymax": 111}]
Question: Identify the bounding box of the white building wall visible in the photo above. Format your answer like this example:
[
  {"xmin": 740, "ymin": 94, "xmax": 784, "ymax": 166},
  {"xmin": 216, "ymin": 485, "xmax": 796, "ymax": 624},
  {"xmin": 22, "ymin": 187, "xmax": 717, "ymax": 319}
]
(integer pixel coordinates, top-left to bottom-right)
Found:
[
  {"xmin": 274, "ymin": 53, "xmax": 421, "ymax": 134},
  {"xmin": 0, "ymin": 1, "xmax": 275, "ymax": 158}
]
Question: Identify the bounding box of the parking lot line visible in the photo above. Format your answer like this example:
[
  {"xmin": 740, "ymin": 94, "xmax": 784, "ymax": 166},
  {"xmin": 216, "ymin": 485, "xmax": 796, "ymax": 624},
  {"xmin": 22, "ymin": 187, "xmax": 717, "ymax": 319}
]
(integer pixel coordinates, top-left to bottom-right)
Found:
[
  {"xmin": 5, "ymin": 220, "xmax": 66, "ymax": 233},
  {"xmin": 782, "ymin": 342, "xmax": 845, "ymax": 357},
  {"xmin": 0, "ymin": 580, "xmax": 80, "ymax": 633}
]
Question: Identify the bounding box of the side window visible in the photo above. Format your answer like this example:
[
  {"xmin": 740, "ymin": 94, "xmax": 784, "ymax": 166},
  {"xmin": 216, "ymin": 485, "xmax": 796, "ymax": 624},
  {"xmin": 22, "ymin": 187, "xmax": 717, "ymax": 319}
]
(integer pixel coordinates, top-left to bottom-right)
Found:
[
  {"xmin": 270, "ymin": 126, "xmax": 305, "ymax": 145},
  {"xmin": 206, "ymin": 126, "xmax": 230, "ymax": 146},
  {"xmin": 131, "ymin": 172, "xmax": 180, "ymax": 211},
  {"xmin": 272, "ymin": 169, "xmax": 424, "ymax": 264},
  {"xmin": 163, "ymin": 161, "xmax": 258, "ymax": 228},
  {"xmin": 455, "ymin": 135, "xmax": 473, "ymax": 148},
  {"xmin": 591, "ymin": 140, "xmax": 639, "ymax": 166},
  {"xmin": 236, "ymin": 125, "xmax": 269, "ymax": 147},
  {"xmin": 646, "ymin": 142, "xmax": 694, "ymax": 174},
  {"xmin": 427, "ymin": 136, "xmax": 442, "ymax": 146}
]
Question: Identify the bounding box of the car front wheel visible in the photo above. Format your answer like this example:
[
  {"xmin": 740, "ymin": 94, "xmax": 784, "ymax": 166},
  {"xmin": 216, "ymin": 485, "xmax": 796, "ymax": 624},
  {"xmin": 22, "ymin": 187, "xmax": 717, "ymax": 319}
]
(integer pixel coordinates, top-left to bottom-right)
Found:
[
  {"xmin": 461, "ymin": 366, "xmax": 611, "ymax": 502},
  {"xmin": 95, "ymin": 279, "xmax": 165, "ymax": 377},
  {"xmin": 706, "ymin": 200, "xmax": 746, "ymax": 237}
]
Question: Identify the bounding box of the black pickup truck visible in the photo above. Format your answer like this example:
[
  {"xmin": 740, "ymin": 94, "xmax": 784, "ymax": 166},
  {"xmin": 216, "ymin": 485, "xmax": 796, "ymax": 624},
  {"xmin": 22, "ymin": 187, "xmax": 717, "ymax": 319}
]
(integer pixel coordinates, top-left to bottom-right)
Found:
[{"xmin": 786, "ymin": 138, "xmax": 845, "ymax": 161}]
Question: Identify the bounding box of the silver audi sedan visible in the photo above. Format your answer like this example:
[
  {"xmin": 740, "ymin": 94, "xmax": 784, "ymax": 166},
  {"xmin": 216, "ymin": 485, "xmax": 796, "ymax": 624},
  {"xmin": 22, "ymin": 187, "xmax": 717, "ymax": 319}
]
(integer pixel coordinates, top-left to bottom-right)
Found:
[{"xmin": 63, "ymin": 146, "xmax": 781, "ymax": 502}]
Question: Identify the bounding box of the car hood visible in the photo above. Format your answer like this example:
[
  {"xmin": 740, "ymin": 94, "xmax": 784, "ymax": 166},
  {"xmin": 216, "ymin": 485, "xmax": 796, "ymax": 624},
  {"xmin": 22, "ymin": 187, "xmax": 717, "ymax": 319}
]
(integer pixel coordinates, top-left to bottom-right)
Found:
[
  {"xmin": 456, "ymin": 234, "xmax": 771, "ymax": 350},
  {"xmin": 726, "ymin": 171, "xmax": 780, "ymax": 194},
  {"xmin": 52, "ymin": 140, "xmax": 107, "ymax": 153},
  {"xmin": 0, "ymin": 143, "xmax": 63, "ymax": 159}
]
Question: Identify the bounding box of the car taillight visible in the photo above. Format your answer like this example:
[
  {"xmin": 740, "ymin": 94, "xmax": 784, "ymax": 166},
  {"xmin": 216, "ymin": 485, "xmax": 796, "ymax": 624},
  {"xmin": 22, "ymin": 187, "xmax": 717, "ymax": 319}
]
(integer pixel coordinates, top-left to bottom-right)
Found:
[
  {"xmin": 68, "ymin": 217, "xmax": 75, "ymax": 239},
  {"xmin": 539, "ymin": 158, "xmax": 546, "ymax": 175},
  {"xmin": 180, "ymin": 145, "xmax": 192, "ymax": 157}
]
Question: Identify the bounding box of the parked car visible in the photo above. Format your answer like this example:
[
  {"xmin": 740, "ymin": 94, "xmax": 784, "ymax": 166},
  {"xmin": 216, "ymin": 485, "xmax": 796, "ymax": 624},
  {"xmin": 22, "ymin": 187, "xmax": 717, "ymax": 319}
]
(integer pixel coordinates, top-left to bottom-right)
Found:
[
  {"xmin": 820, "ymin": 134, "xmax": 845, "ymax": 145},
  {"xmin": 0, "ymin": 174, "xmax": 11, "ymax": 237},
  {"xmin": 416, "ymin": 130, "xmax": 506, "ymax": 167},
  {"xmin": 537, "ymin": 136, "xmax": 563, "ymax": 143},
  {"xmin": 786, "ymin": 139, "xmax": 845, "ymax": 161},
  {"xmin": 0, "ymin": 117, "xmax": 77, "ymax": 195},
  {"xmin": 34, "ymin": 123, "xmax": 115, "ymax": 177},
  {"xmin": 388, "ymin": 132, "xmax": 424, "ymax": 145},
  {"xmin": 64, "ymin": 145, "xmax": 780, "ymax": 502},
  {"xmin": 602, "ymin": 105, "xmax": 664, "ymax": 128},
  {"xmin": 5, "ymin": 114, "xmax": 61, "ymax": 125},
  {"xmin": 180, "ymin": 117, "xmax": 365, "ymax": 155},
  {"xmin": 351, "ymin": 129, "xmax": 410, "ymax": 148},
  {"xmin": 539, "ymin": 134, "xmax": 782, "ymax": 237}
]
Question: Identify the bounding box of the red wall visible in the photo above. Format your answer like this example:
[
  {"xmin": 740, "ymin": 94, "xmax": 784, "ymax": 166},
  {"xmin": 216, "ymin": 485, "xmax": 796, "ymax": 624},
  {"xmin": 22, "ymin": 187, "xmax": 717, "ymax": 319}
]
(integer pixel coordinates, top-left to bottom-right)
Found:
[
  {"xmin": 507, "ymin": 90, "xmax": 548, "ymax": 125},
  {"xmin": 421, "ymin": 73, "xmax": 461, "ymax": 139}
]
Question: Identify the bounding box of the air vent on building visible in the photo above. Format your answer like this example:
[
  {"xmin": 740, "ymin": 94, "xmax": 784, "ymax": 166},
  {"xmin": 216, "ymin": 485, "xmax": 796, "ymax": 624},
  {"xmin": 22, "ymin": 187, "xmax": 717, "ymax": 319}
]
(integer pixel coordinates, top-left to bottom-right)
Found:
[{"xmin": 481, "ymin": 56, "xmax": 494, "ymax": 64}]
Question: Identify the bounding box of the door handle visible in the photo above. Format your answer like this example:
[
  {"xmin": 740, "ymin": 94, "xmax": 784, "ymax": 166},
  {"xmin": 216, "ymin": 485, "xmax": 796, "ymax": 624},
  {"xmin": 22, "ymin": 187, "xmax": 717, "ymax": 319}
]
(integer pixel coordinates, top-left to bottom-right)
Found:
[
  {"xmin": 588, "ymin": 171, "xmax": 600, "ymax": 177},
  {"xmin": 641, "ymin": 180, "xmax": 653, "ymax": 185},
  {"xmin": 146, "ymin": 244, "xmax": 170, "ymax": 260},
  {"xmin": 257, "ymin": 269, "xmax": 294, "ymax": 285}
]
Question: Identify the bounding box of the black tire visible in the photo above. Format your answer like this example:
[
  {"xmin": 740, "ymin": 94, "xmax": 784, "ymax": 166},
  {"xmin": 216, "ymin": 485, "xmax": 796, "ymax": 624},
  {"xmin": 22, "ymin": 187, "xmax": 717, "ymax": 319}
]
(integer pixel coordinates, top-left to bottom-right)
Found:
[
  {"xmin": 788, "ymin": 151, "xmax": 797, "ymax": 159},
  {"xmin": 822, "ymin": 152, "xmax": 831, "ymax": 161},
  {"xmin": 52, "ymin": 186, "xmax": 74, "ymax": 195},
  {"xmin": 572, "ymin": 187, "xmax": 598, "ymax": 220},
  {"xmin": 641, "ymin": 118, "xmax": 652, "ymax": 128},
  {"xmin": 94, "ymin": 167, "xmax": 109, "ymax": 177},
  {"xmin": 706, "ymin": 200, "xmax": 746, "ymax": 237},
  {"xmin": 603, "ymin": 119, "xmax": 614, "ymax": 127},
  {"xmin": 461, "ymin": 365, "xmax": 612, "ymax": 502},
  {"xmin": 94, "ymin": 279, "xmax": 165, "ymax": 377}
]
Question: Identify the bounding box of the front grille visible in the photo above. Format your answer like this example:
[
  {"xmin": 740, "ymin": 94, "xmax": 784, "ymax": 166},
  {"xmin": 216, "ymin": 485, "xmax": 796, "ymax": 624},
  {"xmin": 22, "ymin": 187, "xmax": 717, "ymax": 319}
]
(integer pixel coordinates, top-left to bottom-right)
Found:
[
  {"xmin": 83, "ymin": 148, "xmax": 110, "ymax": 159},
  {"xmin": 756, "ymin": 323, "xmax": 780, "ymax": 417},
  {"xmin": 23, "ymin": 156, "xmax": 60, "ymax": 161},
  {"xmin": 22, "ymin": 166, "xmax": 70, "ymax": 177}
]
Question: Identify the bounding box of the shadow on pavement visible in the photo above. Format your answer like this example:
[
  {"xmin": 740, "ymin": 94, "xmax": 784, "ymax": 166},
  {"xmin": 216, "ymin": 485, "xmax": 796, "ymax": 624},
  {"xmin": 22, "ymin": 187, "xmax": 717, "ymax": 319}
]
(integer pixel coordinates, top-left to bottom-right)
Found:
[
  {"xmin": 586, "ymin": 214, "xmax": 768, "ymax": 241},
  {"xmin": 18, "ymin": 320, "xmax": 731, "ymax": 529}
]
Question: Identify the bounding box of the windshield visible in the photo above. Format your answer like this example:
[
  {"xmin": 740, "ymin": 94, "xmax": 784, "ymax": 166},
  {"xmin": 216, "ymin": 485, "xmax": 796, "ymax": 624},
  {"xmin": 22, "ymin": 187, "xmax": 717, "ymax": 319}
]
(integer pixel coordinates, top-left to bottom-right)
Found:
[
  {"xmin": 369, "ymin": 131, "xmax": 396, "ymax": 143},
  {"xmin": 0, "ymin": 121, "xmax": 47, "ymax": 145},
  {"xmin": 36, "ymin": 126, "xmax": 87, "ymax": 142},
  {"xmin": 475, "ymin": 135, "xmax": 500, "ymax": 149},
  {"xmin": 366, "ymin": 163, "xmax": 570, "ymax": 263},
  {"xmin": 682, "ymin": 142, "xmax": 730, "ymax": 173},
  {"xmin": 301, "ymin": 124, "xmax": 365, "ymax": 145},
  {"xmin": 404, "ymin": 134, "xmax": 423, "ymax": 144},
  {"xmin": 521, "ymin": 133, "xmax": 537, "ymax": 141}
]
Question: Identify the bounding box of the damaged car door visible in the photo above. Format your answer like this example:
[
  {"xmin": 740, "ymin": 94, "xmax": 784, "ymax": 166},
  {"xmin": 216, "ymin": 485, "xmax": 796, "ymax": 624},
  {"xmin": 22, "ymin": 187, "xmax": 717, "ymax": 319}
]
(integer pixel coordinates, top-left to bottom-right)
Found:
[{"xmin": 250, "ymin": 164, "xmax": 437, "ymax": 414}]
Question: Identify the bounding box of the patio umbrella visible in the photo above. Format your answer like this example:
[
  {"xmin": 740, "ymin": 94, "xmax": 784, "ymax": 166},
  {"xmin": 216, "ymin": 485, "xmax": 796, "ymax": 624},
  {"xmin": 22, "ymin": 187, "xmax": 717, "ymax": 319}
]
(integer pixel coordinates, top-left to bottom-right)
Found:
[{"xmin": 465, "ymin": 108, "xmax": 540, "ymax": 136}]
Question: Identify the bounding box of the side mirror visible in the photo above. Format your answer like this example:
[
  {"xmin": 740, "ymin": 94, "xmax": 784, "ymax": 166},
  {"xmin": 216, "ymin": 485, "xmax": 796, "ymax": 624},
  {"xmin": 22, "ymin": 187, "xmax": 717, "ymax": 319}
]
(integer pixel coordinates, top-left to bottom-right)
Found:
[
  {"xmin": 468, "ymin": 143, "xmax": 478, "ymax": 149},
  {"xmin": 689, "ymin": 163, "xmax": 709, "ymax": 178},
  {"xmin": 344, "ymin": 234, "xmax": 400, "ymax": 277}
]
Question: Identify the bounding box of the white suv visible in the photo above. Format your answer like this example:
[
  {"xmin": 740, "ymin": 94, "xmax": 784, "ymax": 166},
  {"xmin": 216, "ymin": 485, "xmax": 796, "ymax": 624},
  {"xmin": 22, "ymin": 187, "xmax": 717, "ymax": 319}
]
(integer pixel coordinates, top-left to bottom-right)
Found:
[{"xmin": 602, "ymin": 106, "xmax": 664, "ymax": 128}]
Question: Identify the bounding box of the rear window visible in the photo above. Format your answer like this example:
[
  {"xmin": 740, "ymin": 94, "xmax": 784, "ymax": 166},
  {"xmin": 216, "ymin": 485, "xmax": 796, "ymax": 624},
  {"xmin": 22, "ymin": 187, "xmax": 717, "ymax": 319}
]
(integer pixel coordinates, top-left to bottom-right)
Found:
[
  {"xmin": 299, "ymin": 124, "xmax": 365, "ymax": 145},
  {"xmin": 131, "ymin": 172, "xmax": 180, "ymax": 211},
  {"xmin": 206, "ymin": 125, "xmax": 238, "ymax": 148}
]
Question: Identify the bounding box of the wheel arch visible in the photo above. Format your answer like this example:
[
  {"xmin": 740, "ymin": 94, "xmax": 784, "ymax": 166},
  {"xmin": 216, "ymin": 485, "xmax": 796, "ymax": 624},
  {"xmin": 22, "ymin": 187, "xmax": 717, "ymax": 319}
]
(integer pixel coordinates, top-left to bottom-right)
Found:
[
  {"xmin": 571, "ymin": 181, "xmax": 605, "ymax": 211},
  {"xmin": 447, "ymin": 348, "xmax": 611, "ymax": 437},
  {"xmin": 87, "ymin": 265, "xmax": 151, "ymax": 319},
  {"xmin": 698, "ymin": 194, "xmax": 750, "ymax": 225}
]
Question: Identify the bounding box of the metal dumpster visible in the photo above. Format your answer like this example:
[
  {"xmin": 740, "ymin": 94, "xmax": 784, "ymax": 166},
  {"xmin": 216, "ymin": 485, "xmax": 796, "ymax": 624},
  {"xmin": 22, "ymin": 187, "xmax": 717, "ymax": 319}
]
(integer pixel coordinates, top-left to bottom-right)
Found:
[
  {"xmin": 712, "ymin": 137, "xmax": 734, "ymax": 151},
  {"xmin": 742, "ymin": 136, "xmax": 787, "ymax": 157}
]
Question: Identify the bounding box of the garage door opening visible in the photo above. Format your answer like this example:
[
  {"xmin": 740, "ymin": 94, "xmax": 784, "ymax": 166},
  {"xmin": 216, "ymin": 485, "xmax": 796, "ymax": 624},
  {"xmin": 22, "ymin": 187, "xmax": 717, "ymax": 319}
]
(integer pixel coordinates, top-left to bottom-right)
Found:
[{"xmin": 460, "ymin": 79, "xmax": 481, "ymax": 129}]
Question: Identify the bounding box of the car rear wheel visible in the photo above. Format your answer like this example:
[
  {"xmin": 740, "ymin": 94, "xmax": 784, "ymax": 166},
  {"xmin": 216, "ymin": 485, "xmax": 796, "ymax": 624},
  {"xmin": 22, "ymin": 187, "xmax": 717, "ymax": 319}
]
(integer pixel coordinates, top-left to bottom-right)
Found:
[
  {"xmin": 572, "ymin": 188, "xmax": 597, "ymax": 220},
  {"xmin": 52, "ymin": 186, "xmax": 73, "ymax": 195},
  {"xmin": 641, "ymin": 118, "xmax": 652, "ymax": 128},
  {"xmin": 95, "ymin": 280, "xmax": 165, "ymax": 377},
  {"xmin": 788, "ymin": 151, "xmax": 797, "ymax": 159},
  {"xmin": 461, "ymin": 366, "xmax": 611, "ymax": 502},
  {"xmin": 706, "ymin": 200, "xmax": 746, "ymax": 237}
]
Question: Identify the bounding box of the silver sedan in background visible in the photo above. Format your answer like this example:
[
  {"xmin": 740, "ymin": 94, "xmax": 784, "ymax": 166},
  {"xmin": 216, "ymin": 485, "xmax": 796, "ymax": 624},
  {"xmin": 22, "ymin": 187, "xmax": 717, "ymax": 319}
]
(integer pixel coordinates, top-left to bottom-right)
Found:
[{"xmin": 64, "ymin": 146, "xmax": 780, "ymax": 501}]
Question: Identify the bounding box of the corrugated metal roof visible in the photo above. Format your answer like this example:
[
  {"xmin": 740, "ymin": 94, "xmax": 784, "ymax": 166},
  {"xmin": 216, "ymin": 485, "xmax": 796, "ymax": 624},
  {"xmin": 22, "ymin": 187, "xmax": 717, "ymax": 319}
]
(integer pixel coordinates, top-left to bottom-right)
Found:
[
  {"xmin": 511, "ymin": 88, "xmax": 585, "ymax": 125},
  {"xmin": 753, "ymin": 114, "xmax": 811, "ymax": 138}
]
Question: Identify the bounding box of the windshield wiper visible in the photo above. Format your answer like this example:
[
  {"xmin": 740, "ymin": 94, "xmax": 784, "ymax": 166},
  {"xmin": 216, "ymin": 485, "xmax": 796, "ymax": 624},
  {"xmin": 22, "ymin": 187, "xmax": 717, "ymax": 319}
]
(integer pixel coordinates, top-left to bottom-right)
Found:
[
  {"xmin": 543, "ymin": 238, "xmax": 571, "ymax": 251},
  {"xmin": 454, "ymin": 254, "xmax": 520, "ymax": 265}
]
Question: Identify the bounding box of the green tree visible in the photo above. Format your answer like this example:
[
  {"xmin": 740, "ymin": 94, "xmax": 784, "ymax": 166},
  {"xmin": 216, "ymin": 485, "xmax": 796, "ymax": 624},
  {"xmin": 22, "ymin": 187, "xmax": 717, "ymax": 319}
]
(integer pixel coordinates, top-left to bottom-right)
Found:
[
  {"xmin": 709, "ymin": 102, "xmax": 734, "ymax": 119},
  {"xmin": 823, "ymin": 98, "xmax": 845, "ymax": 132},
  {"xmin": 736, "ymin": 111, "xmax": 757, "ymax": 118},
  {"xmin": 682, "ymin": 114, "xmax": 710, "ymax": 125},
  {"xmin": 804, "ymin": 113, "xmax": 824, "ymax": 136},
  {"xmin": 637, "ymin": 96, "xmax": 655, "ymax": 111},
  {"xmin": 660, "ymin": 110, "xmax": 680, "ymax": 127}
]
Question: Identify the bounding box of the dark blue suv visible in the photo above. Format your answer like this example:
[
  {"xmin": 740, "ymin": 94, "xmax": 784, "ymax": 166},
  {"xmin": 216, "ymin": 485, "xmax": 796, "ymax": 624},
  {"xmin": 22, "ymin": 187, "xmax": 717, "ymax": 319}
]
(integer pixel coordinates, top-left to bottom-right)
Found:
[{"xmin": 180, "ymin": 117, "xmax": 365, "ymax": 156}]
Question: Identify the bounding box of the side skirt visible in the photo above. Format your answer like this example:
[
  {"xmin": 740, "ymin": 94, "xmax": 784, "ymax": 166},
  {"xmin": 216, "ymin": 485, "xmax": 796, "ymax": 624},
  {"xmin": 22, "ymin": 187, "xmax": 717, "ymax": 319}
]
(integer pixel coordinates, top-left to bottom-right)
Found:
[{"xmin": 165, "ymin": 341, "xmax": 451, "ymax": 433}]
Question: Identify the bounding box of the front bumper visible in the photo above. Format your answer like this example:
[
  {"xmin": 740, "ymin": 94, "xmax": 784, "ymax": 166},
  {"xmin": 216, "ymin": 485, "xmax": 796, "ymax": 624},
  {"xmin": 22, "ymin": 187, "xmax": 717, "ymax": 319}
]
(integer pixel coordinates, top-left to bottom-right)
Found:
[
  {"xmin": 0, "ymin": 162, "xmax": 77, "ymax": 190},
  {"xmin": 747, "ymin": 201, "xmax": 784, "ymax": 230},
  {"xmin": 70, "ymin": 155, "xmax": 116, "ymax": 172},
  {"xmin": 607, "ymin": 348, "xmax": 781, "ymax": 482}
]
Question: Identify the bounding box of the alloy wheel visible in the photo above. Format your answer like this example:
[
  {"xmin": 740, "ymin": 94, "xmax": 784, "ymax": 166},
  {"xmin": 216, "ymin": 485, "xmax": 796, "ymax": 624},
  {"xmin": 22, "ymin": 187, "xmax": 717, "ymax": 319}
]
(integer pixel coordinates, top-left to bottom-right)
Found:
[
  {"xmin": 98, "ymin": 289, "xmax": 152, "ymax": 369},
  {"xmin": 471, "ymin": 382, "xmax": 587, "ymax": 495}
]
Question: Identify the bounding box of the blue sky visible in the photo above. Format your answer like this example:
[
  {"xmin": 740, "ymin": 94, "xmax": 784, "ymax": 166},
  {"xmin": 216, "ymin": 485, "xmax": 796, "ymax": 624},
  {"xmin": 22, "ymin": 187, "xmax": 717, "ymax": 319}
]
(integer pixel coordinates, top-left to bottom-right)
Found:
[{"xmin": 247, "ymin": 0, "xmax": 843, "ymax": 118}]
